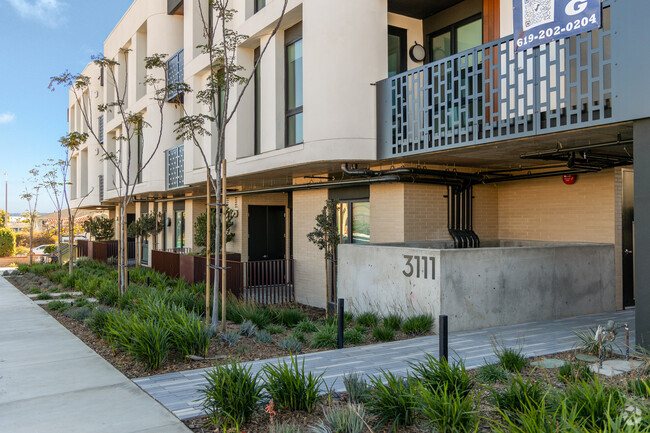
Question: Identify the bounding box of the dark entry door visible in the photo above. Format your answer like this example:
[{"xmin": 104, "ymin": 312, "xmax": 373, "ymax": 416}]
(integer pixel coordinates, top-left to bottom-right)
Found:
[
  {"xmin": 623, "ymin": 170, "xmax": 635, "ymax": 307},
  {"xmin": 248, "ymin": 205, "xmax": 286, "ymax": 261}
]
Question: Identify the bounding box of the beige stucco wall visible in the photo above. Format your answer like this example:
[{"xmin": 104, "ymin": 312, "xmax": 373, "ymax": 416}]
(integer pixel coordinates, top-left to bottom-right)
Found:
[{"xmin": 292, "ymin": 189, "xmax": 328, "ymax": 308}]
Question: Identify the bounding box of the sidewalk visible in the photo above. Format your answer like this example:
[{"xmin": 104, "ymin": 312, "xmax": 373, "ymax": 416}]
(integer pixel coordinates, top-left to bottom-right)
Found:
[
  {"xmin": 0, "ymin": 277, "xmax": 192, "ymax": 433},
  {"xmin": 134, "ymin": 308, "xmax": 635, "ymax": 420}
]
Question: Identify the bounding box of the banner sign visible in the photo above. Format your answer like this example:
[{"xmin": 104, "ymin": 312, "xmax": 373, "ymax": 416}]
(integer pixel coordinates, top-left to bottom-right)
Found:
[{"xmin": 513, "ymin": 0, "xmax": 601, "ymax": 51}]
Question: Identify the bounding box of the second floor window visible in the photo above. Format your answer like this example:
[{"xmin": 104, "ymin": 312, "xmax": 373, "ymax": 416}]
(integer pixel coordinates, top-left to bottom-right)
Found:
[
  {"xmin": 286, "ymin": 24, "xmax": 303, "ymax": 146},
  {"xmin": 255, "ymin": 0, "xmax": 265, "ymax": 13},
  {"xmin": 429, "ymin": 15, "xmax": 483, "ymax": 61}
]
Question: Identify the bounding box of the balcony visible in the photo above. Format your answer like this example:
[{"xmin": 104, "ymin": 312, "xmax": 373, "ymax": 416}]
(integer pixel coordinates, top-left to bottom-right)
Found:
[
  {"xmin": 377, "ymin": 0, "xmax": 616, "ymax": 159},
  {"xmin": 167, "ymin": 49, "xmax": 184, "ymax": 102},
  {"xmin": 166, "ymin": 144, "xmax": 184, "ymax": 190}
]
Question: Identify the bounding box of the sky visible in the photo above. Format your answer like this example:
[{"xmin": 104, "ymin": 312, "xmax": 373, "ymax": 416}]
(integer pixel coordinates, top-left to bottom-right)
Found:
[{"xmin": 0, "ymin": 0, "xmax": 134, "ymax": 214}]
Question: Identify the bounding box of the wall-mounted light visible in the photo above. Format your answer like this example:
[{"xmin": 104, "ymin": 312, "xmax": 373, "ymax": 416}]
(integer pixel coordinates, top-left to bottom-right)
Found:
[
  {"xmin": 409, "ymin": 42, "xmax": 426, "ymax": 63},
  {"xmin": 166, "ymin": 217, "xmax": 172, "ymax": 227}
]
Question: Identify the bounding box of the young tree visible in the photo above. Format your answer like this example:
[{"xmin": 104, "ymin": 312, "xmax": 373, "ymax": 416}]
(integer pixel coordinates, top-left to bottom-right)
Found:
[
  {"xmin": 193, "ymin": 207, "xmax": 235, "ymax": 252},
  {"xmin": 38, "ymin": 159, "xmax": 67, "ymax": 264},
  {"xmin": 51, "ymin": 51, "xmax": 175, "ymax": 293},
  {"xmin": 307, "ymin": 199, "xmax": 340, "ymax": 309},
  {"xmin": 127, "ymin": 212, "xmax": 164, "ymax": 266},
  {"xmin": 20, "ymin": 170, "xmax": 40, "ymax": 266},
  {"xmin": 83, "ymin": 215, "xmax": 115, "ymax": 241},
  {"xmin": 175, "ymin": 0, "xmax": 288, "ymax": 331}
]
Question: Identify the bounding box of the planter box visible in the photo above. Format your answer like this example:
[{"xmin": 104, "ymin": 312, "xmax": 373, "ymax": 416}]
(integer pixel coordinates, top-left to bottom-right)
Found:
[
  {"xmin": 178, "ymin": 253, "xmax": 241, "ymax": 285},
  {"xmin": 151, "ymin": 250, "xmax": 181, "ymax": 278}
]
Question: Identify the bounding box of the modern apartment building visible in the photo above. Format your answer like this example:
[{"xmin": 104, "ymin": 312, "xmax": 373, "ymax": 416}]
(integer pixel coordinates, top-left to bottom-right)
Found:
[{"xmin": 67, "ymin": 0, "xmax": 650, "ymax": 341}]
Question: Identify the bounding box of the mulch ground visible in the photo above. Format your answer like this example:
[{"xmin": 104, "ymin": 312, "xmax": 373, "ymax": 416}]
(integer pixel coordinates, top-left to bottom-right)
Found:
[{"xmin": 5, "ymin": 272, "xmax": 434, "ymax": 379}]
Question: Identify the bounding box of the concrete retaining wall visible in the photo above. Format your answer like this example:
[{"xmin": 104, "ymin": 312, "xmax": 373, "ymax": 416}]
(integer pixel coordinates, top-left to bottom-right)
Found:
[{"xmin": 338, "ymin": 242, "xmax": 615, "ymax": 331}]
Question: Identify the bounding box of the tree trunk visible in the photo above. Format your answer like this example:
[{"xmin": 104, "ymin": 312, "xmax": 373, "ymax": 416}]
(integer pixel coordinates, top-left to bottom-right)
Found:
[
  {"xmin": 29, "ymin": 223, "xmax": 33, "ymax": 266},
  {"xmin": 68, "ymin": 217, "xmax": 74, "ymax": 274},
  {"xmin": 210, "ymin": 164, "xmax": 222, "ymax": 331},
  {"xmin": 57, "ymin": 210, "xmax": 63, "ymax": 265},
  {"xmin": 221, "ymin": 159, "xmax": 227, "ymax": 333},
  {"xmin": 120, "ymin": 203, "xmax": 127, "ymax": 294}
]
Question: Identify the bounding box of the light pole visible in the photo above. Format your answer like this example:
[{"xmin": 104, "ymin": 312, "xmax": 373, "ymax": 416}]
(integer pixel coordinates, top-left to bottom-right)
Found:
[{"xmin": 4, "ymin": 172, "xmax": 7, "ymax": 221}]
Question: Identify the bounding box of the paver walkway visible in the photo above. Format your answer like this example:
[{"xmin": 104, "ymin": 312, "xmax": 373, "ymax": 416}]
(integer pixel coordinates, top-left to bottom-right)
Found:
[
  {"xmin": 134, "ymin": 308, "xmax": 636, "ymax": 420},
  {"xmin": 0, "ymin": 276, "xmax": 192, "ymax": 433}
]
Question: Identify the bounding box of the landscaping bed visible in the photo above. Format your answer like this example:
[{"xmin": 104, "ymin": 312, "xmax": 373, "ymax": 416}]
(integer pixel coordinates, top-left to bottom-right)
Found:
[
  {"xmin": 179, "ymin": 347, "xmax": 649, "ymax": 433},
  {"xmin": 5, "ymin": 260, "xmax": 435, "ymax": 378}
]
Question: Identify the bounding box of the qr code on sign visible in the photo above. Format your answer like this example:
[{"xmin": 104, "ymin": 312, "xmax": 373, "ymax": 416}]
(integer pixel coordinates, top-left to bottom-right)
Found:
[{"xmin": 522, "ymin": 0, "xmax": 555, "ymax": 31}]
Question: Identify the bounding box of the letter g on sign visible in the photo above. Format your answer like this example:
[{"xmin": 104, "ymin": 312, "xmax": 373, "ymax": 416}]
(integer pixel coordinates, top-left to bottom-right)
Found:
[{"xmin": 566, "ymin": 0, "xmax": 588, "ymax": 16}]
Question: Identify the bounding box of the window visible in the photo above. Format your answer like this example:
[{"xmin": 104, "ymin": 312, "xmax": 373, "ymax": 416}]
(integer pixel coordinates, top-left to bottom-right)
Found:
[
  {"xmin": 254, "ymin": 0, "xmax": 265, "ymax": 13},
  {"xmin": 388, "ymin": 26, "xmax": 407, "ymax": 77},
  {"xmin": 337, "ymin": 201, "xmax": 370, "ymax": 244},
  {"xmin": 429, "ymin": 15, "xmax": 483, "ymax": 61},
  {"xmin": 175, "ymin": 210, "xmax": 185, "ymax": 249},
  {"xmin": 254, "ymin": 46, "xmax": 261, "ymax": 155},
  {"xmin": 285, "ymin": 23, "xmax": 303, "ymax": 147}
]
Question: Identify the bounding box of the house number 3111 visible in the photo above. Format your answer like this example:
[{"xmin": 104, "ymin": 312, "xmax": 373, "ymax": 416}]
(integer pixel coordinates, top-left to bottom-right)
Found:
[{"xmin": 402, "ymin": 255, "xmax": 435, "ymax": 279}]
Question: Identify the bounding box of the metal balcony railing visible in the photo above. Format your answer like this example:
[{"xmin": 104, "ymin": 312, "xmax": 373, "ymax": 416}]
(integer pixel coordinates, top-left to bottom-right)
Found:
[
  {"xmin": 166, "ymin": 144, "xmax": 184, "ymax": 189},
  {"xmin": 167, "ymin": 49, "xmax": 184, "ymax": 102},
  {"xmin": 377, "ymin": 1, "xmax": 614, "ymax": 159}
]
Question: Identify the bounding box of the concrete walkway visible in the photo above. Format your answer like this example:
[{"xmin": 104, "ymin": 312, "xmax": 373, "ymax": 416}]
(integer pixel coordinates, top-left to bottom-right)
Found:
[
  {"xmin": 134, "ymin": 309, "xmax": 635, "ymax": 420},
  {"xmin": 0, "ymin": 277, "xmax": 192, "ymax": 433}
]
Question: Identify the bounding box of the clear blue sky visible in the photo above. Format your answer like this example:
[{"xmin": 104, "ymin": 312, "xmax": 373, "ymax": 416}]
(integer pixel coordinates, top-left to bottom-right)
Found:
[{"xmin": 0, "ymin": 0, "xmax": 133, "ymax": 214}]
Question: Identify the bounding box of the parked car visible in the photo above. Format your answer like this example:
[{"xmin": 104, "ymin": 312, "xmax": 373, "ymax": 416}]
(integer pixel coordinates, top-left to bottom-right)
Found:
[{"xmin": 31, "ymin": 245, "xmax": 51, "ymax": 255}]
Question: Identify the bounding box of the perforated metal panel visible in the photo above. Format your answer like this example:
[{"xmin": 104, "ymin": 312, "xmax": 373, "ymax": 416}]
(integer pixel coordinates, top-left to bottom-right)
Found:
[
  {"xmin": 166, "ymin": 49, "xmax": 184, "ymax": 102},
  {"xmin": 98, "ymin": 175, "xmax": 104, "ymax": 202},
  {"xmin": 377, "ymin": 1, "xmax": 614, "ymax": 159},
  {"xmin": 166, "ymin": 144, "xmax": 184, "ymax": 190}
]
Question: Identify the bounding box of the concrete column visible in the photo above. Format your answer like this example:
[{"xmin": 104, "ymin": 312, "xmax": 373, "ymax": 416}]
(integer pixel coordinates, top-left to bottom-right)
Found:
[
  {"xmin": 634, "ymin": 119, "xmax": 650, "ymax": 349},
  {"xmin": 259, "ymin": 32, "xmax": 285, "ymax": 152},
  {"xmin": 185, "ymin": 199, "xmax": 196, "ymax": 252}
]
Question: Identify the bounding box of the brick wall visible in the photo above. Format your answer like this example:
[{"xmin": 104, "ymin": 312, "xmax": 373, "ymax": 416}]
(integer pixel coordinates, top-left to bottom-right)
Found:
[
  {"xmin": 496, "ymin": 169, "xmax": 616, "ymax": 243},
  {"xmin": 369, "ymin": 183, "xmax": 404, "ymax": 243},
  {"xmin": 292, "ymin": 189, "xmax": 328, "ymax": 308},
  {"xmin": 473, "ymin": 183, "xmax": 499, "ymax": 240},
  {"xmin": 403, "ymin": 184, "xmax": 450, "ymax": 241}
]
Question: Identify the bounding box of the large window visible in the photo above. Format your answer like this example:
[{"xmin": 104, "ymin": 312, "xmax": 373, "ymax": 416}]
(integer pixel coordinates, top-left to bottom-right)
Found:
[
  {"xmin": 337, "ymin": 201, "xmax": 370, "ymax": 244},
  {"xmin": 388, "ymin": 26, "xmax": 407, "ymax": 77},
  {"xmin": 175, "ymin": 210, "xmax": 185, "ymax": 249},
  {"xmin": 286, "ymin": 24, "xmax": 303, "ymax": 147},
  {"xmin": 429, "ymin": 15, "xmax": 483, "ymax": 61}
]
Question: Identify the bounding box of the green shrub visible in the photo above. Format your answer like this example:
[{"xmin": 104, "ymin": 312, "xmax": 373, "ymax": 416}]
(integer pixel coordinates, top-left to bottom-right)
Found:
[
  {"xmin": 366, "ymin": 370, "xmax": 419, "ymax": 429},
  {"xmin": 96, "ymin": 284, "xmax": 119, "ymax": 307},
  {"xmin": 344, "ymin": 328, "xmax": 365, "ymax": 345},
  {"xmin": 491, "ymin": 399, "xmax": 579, "ymax": 433},
  {"xmin": 383, "ymin": 314, "xmax": 403, "ymax": 331},
  {"xmin": 87, "ymin": 306, "xmax": 113, "ymax": 336},
  {"xmin": 275, "ymin": 308, "xmax": 307, "ymax": 327},
  {"xmin": 476, "ymin": 363, "xmax": 509, "ymax": 384},
  {"xmin": 290, "ymin": 330, "xmax": 307, "ymax": 344},
  {"xmin": 74, "ymin": 297, "xmax": 91, "ymax": 308},
  {"xmin": 410, "ymin": 354, "xmax": 474, "ymax": 398},
  {"xmin": 355, "ymin": 312, "xmax": 379, "ymax": 328},
  {"xmin": 126, "ymin": 317, "xmax": 170, "ymax": 370},
  {"xmin": 627, "ymin": 378, "xmax": 650, "ymax": 397},
  {"xmin": 294, "ymin": 319, "xmax": 319, "ymax": 333},
  {"xmin": 278, "ymin": 336, "xmax": 302, "ymax": 353},
  {"xmin": 28, "ymin": 288, "xmax": 41, "ymax": 294},
  {"xmin": 58, "ymin": 293, "xmax": 72, "ymax": 299},
  {"xmin": 557, "ymin": 361, "xmax": 595, "ymax": 383},
  {"xmin": 343, "ymin": 372, "xmax": 370, "ymax": 404},
  {"xmin": 419, "ymin": 384, "xmax": 480, "ymax": 433},
  {"xmin": 263, "ymin": 354, "xmax": 324, "ymax": 412},
  {"xmin": 255, "ymin": 330, "xmax": 273, "ymax": 343},
  {"xmin": 46, "ymin": 300, "xmax": 70, "ymax": 312},
  {"xmin": 492, "ymin": 339, "xmax": 527, "ymax": 373},
  {"xmin": 310, "ymin": 324, "xmax": 337, "ymax": 348},
  {"xmin": 36, "ymin": 292, "xmax": 52, "ymax": 300},
  {"xmin": 201, "ymin": 361, "xmax": 263, "ymax": 429},
  {"xmin": 64, "ymin": 306, "xmax": 94, "ymax": 322},
  {"xmin": 266, "ymin": 324, "xmax": 286, "ymax": 335},
  {"xmin": 574, "ymin": 327, "xmax": 610, "ymax": 355},
  {"xmin": 0, "ymin": 227, "xmax": 15, "ymax": 257},
  {"xmin": 372, "ymin": 326, "xmax": 395, "ymax": 342},
  {"xmin": 239, "ymin": 320, "xmax": 258, "ymax": 338},
  {"xmin": 401, "ymin": 314, "xmax": 433, "ymax": 335},
  {"xmin": 168, "ymin": 309, "xmax": 210, "ymax": 357},
  {"xmin": 490, "ymin": 374, "xmax": 546, "ymax": 416},
  {"xmin": 564, "ymin": 378, "xmax": 625, "ymax": 431},
  {"xmin": 311, "ymin": 405, "xmax": 365, "ymax": 433}
]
